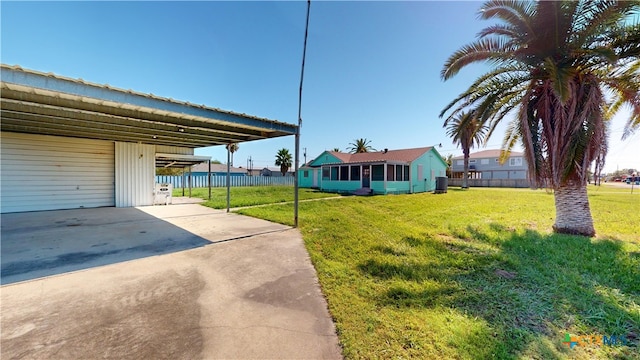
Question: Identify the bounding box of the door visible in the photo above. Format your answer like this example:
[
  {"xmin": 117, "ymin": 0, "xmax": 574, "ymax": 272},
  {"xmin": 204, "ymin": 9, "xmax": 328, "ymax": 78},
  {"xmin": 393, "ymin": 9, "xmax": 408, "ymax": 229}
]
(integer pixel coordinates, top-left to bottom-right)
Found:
[
  {"xmin": 1, "ymin": 132, "xmax": 115, "ymax": 213},
  {"xmin": 312, "ymin": 169, "xmax": 318, "ymax": 187},
  {"xmin": 362, "ymin": 165, "xmax": 370, "ymax": 188}
]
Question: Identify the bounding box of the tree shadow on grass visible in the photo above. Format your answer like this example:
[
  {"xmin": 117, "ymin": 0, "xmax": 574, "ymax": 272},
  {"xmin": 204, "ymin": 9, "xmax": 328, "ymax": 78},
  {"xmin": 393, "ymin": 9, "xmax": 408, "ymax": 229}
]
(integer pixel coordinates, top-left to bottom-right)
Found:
[{"xmin": 358, "ymin": 226, "xmax": 639, "ymax": 358}]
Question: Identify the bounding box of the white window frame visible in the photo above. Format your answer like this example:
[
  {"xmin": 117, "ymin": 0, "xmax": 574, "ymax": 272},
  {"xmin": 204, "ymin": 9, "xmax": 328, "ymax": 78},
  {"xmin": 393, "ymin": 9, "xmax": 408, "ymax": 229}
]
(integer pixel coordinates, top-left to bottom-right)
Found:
[
  {"xmin": 480, "ymin": 159, "xmax": 489, "ymax": 165},
  {"xmin": 509, "ymin": 157, "xmax": 523, "ymax": 166}
]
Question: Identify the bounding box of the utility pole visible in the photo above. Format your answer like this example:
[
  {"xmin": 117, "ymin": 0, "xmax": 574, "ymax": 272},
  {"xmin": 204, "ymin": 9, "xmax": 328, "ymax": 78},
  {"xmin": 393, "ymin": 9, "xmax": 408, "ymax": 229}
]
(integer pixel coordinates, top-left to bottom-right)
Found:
[
  {"xmin": 294, "ymin": 0, "xmax": 311, "ymax": 228},
  {"xmin": 247, "ymin": 156, "xmax": 254, "ymax": 176}
]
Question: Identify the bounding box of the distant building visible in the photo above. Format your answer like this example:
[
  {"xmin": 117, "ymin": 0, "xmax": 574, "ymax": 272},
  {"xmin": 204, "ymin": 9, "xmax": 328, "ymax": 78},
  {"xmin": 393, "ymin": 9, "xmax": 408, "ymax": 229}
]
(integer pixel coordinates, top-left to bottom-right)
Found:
[
  {"xmin": 190, "ymin": 163, "xmax": 247, "ymax": 176},
  {"xmin": 247, "ymin": 167, "xmax": 294, "ymax": 177},
  {"xmin": 299, "ymin": 146, "xmax": 448, "ymax": 194},
  {"xmin": 451, "ymin": 150, "xmax": 528, "ymax": 180}
]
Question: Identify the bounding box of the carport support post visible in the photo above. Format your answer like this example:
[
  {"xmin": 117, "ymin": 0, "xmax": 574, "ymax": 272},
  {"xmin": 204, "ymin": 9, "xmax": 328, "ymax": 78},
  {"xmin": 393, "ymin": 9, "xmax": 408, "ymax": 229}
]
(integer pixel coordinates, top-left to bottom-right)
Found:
[
  {"xmin": 208, "ymin": 160, "xmax": 212, "ymax": 200},
  {"xmin": 226, "ymin": 145, "xmax": 231, "ymax": 212},
  {"xmin": 182, "ymin": 168, "xmax": 185, "ymax": 196}
]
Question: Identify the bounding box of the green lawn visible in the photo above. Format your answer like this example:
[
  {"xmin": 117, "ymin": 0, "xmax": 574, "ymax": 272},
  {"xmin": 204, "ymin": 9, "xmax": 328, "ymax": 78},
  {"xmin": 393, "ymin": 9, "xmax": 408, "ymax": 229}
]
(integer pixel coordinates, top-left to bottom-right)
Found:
[
  {"xmin": 172, "ymin": 185, "xmax": 338, "ymax": 209},
  {"xmin": 234, "ymin": 185, "xmax": 640, "ymax": 359}
]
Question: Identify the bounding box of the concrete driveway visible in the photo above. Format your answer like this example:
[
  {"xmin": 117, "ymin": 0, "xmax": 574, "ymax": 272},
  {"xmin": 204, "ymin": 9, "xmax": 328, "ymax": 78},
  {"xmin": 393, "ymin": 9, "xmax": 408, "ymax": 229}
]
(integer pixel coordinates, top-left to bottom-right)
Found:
[{"xmin": 1, "ymin": 204, "xmax": 342, "ymax": 359}]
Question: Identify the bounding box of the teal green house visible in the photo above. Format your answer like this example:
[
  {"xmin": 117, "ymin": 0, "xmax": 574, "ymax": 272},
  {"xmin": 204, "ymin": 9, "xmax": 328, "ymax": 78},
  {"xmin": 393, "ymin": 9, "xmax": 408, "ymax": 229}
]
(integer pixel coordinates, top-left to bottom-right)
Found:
[{"xmin": 299, "ymin": 146, "xmax": 448, "ymax": 194}]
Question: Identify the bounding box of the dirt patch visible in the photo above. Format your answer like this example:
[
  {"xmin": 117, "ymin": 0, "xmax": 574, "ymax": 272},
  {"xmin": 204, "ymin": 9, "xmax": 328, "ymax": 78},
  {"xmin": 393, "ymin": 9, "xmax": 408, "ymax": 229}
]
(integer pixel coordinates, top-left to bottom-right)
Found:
[{"xmin": 494, "ymin": 269, "xmax": 517, "ymax": 279}]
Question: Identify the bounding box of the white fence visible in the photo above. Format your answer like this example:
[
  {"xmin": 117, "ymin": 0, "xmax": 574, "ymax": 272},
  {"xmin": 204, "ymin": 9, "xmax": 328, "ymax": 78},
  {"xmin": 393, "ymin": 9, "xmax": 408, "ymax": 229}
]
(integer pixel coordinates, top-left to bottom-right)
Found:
[
  {"xmin": 448, "ymin": 178, "xmax": 532, "ymax": 188},
  {"xmin": 155, "ymin": 175, "xmax": 295, "ymax": 188}
]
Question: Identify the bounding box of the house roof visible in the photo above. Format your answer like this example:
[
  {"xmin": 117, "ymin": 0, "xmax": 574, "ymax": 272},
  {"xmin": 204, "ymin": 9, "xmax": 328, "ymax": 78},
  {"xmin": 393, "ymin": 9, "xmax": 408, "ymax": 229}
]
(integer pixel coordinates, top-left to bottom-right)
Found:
[
  {"xmin": 0, "ymin": 64, "xmax": 297, "ymax": 148},
  {"xmin": 452, "ymin": 149, "xmax": 524, "ymax": 160},
  {"xmin": 326, "ymin": 151, "xmax": 353, "ymax": 163},
  {"xmin": 323, "ymin": 147, "xmax": 436, "ymax": 165},
  {"xmin": 191, "ymin": 163, "xmax": 247, "ymax": 173}
]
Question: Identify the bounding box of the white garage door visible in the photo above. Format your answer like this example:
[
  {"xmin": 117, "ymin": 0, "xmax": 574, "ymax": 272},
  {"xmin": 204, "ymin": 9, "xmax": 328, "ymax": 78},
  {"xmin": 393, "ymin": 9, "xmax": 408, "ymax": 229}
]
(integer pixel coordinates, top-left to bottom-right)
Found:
[{"xmin": 1, "ymin": 132, "xmax": 115, "ymax": 213}]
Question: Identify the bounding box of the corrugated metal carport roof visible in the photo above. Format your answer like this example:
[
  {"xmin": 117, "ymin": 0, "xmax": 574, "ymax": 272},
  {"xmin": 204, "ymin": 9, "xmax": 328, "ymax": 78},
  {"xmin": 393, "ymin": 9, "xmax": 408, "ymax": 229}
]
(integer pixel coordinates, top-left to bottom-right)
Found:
[
  {"xmin": 155, "ymin": 153, "xmax": 211, "ymax": 169},
  {"xmin": 0, "ymin": 64, "xmax": 298, "ymax": 148}
]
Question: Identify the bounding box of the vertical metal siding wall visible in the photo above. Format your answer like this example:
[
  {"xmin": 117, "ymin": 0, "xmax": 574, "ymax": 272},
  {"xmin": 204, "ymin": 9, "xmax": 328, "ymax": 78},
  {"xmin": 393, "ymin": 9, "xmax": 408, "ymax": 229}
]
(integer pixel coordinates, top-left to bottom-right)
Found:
[
  {"xmin": 115, "ymin": 142, "xmax": 155, "ymax": 207},
  {"xmin": 0, "ymin": 132, "xmax": 115, "ymax": 213}
]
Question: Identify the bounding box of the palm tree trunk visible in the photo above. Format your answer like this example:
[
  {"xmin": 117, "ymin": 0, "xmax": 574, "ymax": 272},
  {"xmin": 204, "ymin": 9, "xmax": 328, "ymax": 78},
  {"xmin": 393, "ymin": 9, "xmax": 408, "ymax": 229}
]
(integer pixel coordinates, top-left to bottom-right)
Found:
[{"xmin": 553, "ymin": 181, "xmax": 595, "ymax": 237}]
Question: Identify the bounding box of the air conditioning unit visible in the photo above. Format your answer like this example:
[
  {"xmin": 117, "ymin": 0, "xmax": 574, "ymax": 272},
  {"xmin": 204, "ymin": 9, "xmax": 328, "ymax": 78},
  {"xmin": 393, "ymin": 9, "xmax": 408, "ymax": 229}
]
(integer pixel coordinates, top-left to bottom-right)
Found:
[{"xmin": 154, "ymin": 183, "xmax": 173, "ymax": 205}]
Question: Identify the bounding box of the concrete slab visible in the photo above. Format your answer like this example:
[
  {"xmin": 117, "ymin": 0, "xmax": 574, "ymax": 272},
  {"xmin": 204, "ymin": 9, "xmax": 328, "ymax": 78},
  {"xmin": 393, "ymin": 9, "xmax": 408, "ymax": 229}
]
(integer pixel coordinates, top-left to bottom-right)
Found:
[
  {"xmin": 1, "ymin": 205, "xmax": 287, "ymax": 284},
  {"xmin": 170, "ymin": 196, "xmax": 205, "ymax": 204},
  {"xmin": 1, "ymin": 205, "xmax": 342, "ymax": 359}
]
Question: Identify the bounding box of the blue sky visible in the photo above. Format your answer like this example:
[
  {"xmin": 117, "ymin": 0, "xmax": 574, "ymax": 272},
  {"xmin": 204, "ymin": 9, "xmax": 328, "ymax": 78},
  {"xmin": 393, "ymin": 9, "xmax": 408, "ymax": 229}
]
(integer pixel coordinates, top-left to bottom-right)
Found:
[{"xmin": 2, "ymin": 1, "xmax": 637, "ymax": 173}]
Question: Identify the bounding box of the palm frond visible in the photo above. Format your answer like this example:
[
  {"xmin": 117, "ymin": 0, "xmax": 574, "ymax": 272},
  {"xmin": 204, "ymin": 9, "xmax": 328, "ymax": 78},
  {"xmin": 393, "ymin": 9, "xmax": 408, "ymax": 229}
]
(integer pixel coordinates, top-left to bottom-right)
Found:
[
  {"xmin": 441, "ymin": 38, "xmax": 516, "ymax": 80},
  {"xmin": 479, "ymin": 0, "xmax": 536, "ymax": 33},
  {"xmin": 501, "ymin": 118, "xmax": 520, "ymax": 156},
  {"xmin": 476, "ymin": 24, "xmax": 519, "ymax": 39}
]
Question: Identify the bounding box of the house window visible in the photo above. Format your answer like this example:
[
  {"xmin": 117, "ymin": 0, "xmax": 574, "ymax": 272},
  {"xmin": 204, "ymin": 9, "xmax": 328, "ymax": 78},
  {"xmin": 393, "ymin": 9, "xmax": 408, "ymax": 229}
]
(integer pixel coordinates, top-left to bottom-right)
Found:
[
  {"xmin": 481, "ymin": 159, "xmax": 489, "ymax": 165},
  {"xmin": 456, "ymin": 160, "xmax": 464, "ymax": 166},
  {"xmin": 395, "ymin": 165, "xmax": 403, "ymax": 182},
  {"xmin": 304, "ymin": 170, "xmax": 309, "ymax": 178},
  {"xmin": 509, "ymin": 157, "xmax": 523, "ymax": 166},
  {"xmin": 387, "ymin": 164, "xmax": 395, "ymax": 181},
  {"xmin": 372, "ymin": 165, "xmax": 384, "ymax": 181},
  {"xmin": 331, "ymin": 166, "xmax": 339, "ymax": 180},
  {"xmin": 404, "ymin": 166, "xmax": 409, "ymax": 181},
  {"xmin": 340, "ymin": 166, "xmax": 349, "ymax": 181},
  {"xmin": 350, "ymin": 166, "xmax": 360, "ymax": 181},
  {"xmin": 322, "ymin": 167, "xmax": 330, "ymax": 180}
]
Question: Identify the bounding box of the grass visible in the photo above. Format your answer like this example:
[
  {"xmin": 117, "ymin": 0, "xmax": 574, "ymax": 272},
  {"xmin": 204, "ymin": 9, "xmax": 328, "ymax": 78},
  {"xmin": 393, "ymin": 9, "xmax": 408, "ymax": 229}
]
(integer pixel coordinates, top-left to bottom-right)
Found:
[
  {"xmin": 172, "ymin": 185, "xmax": 338, "ymax": 209},
  {"xmin": 232, "ymin": 185, "xmax": 639, "ymax": 359}
]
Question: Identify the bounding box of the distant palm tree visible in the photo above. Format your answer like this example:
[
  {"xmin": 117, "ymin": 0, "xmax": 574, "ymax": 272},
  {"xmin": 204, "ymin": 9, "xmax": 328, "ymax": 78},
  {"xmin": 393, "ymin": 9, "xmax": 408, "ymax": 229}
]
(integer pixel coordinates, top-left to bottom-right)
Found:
[
  {"xmin": 275, "ymin": 148, "xmax": 293, "ymax": 176},
  {"xmin": 226, "ymin": 143, "xmax": 239, "ymax": 166},
  {"xmin": 348, "ymin": 138, "xmax": 375, "ymax": 153},
  {"xmin": 332, "ymin": 148, "xmax": 341, "ymax": 152},
  {"xmin": 443, "ymin": 154, "xmax": 453, "ymax": 178},
  {"xmin": 440, "ymin": 0, "xmax": 639, "ymax": 236},
  {"xmin": 444, "ymin": 110, "xmax": 487, "ymax": 189}
]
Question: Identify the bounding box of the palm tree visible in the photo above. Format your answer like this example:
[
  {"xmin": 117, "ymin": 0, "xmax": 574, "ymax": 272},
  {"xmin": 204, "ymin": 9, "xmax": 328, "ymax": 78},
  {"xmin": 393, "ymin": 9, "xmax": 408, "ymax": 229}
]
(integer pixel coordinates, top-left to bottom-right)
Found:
[
  {"xmin": 275, "ymin": 148, "xmax": 293, "ymax": 176},
  {"xmin": 226, "ymin": 143, "xmax": 239, "ymax": 166},
  {"xmin": 441, "ymin": 1, "xmax": 640, "ymax": 236},
  {"xmin": 332, "ymin": 148, "xmax": 341, "ymax": 152},
  {"xmin": 444, "ymin": 110, "xmax": 487, "ymax": 189},
  {"xmin": 443, "ymin": 154, "xmax": 454, "ymax": 178},
  {"xmin": 348, "ymin": 138, "xmax": 375, "ymax": 153}
]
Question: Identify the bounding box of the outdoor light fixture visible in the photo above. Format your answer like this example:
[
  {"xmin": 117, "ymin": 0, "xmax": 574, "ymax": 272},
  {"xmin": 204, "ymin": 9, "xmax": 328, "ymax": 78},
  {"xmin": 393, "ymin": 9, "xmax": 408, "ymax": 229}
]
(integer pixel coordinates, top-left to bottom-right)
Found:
[
  {"xmin": 178, "ymin": 127, "xmax": 185, "ymax": 132},
  {"xmin": 152, "ymin": 135, "xmax": 158, "ymax": 139}
]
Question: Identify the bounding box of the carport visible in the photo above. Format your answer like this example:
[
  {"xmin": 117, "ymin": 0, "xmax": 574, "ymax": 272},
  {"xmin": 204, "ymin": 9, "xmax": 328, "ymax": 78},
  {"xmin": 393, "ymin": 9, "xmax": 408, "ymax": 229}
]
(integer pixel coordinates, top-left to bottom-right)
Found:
[
  {"xmin": 0, "ymin": 65, "xmax": 341, "ymax": 357},
  {"xmin": 0, "ymin": 64, "xmax": 299, "ymax": 214}
]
